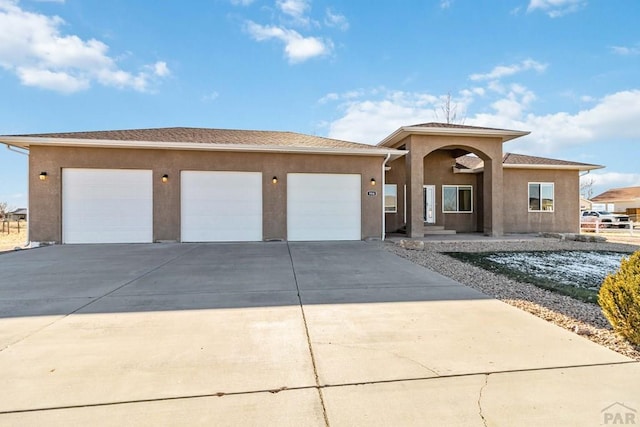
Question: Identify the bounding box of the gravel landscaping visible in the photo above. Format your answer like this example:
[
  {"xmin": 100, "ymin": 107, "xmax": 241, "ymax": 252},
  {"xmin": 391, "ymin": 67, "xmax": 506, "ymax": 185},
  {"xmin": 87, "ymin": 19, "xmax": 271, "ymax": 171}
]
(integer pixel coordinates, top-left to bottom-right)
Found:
[{"xmin": 384, "ymin": 237, "xmax": 640, "ymax": 361}]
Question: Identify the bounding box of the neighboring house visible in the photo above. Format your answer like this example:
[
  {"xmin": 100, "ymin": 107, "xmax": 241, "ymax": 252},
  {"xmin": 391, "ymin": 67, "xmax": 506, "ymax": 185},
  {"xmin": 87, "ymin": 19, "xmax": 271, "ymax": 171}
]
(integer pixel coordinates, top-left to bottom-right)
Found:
[
  {"xmin": 0, "ymin": 123, "xmax": 601, "ymax": 245},
  {"xmin": 7, "ymin": 208, "xmax": 27, "ymax": 221},
  {"xmin": 591, "ymin": 186, "xmax": 640, "ymax": 212},
  {"xmin": 580, "ymin": 198, "xmax": 593, "ymax": 211}
]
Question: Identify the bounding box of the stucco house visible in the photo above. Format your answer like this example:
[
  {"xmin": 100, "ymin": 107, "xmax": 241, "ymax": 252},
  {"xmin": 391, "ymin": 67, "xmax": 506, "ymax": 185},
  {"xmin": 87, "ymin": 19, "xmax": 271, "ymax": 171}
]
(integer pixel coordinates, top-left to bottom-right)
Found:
[{"xmin": 0, "ymin": 123, "xmax": 601, "ymax": 245}]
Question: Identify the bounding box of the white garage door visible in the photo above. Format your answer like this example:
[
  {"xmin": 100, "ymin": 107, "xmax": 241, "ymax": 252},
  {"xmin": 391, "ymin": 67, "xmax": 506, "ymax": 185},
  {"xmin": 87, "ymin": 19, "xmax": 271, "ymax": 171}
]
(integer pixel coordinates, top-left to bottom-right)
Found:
[
  {"xmin": 181, "ymin": 171, "xmax": 262, "ymax": 242},
  {"xmin": 287, "ymin": 173, "xmax": 361, "ymax": 241},
  {"xmin": 62, "ymin": 169, "xmax": 153, "ymax": 244}
]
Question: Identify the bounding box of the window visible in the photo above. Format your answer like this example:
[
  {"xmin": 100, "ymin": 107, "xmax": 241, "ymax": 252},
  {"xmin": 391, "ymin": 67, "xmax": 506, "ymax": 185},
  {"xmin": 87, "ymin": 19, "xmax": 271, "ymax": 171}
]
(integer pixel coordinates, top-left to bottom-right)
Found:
[
  {"xmin": 529, "ymin": 183, "xmax": 554, "ymax": 212},
  {"xmin": 384, "ymin": 184, "xmax": 397, "ymax": 213},
  {"xmin": 442, "ymin": 185, "xmax": 472, "ymax": 213}
]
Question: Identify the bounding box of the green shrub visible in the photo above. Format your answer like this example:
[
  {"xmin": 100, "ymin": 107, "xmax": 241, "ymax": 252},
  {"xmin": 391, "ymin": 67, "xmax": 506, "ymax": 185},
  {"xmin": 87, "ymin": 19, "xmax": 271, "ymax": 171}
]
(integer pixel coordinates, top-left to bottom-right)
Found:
[{"xmin": 598, "ymin": 251, "xmax": 640, "ymax": 346}]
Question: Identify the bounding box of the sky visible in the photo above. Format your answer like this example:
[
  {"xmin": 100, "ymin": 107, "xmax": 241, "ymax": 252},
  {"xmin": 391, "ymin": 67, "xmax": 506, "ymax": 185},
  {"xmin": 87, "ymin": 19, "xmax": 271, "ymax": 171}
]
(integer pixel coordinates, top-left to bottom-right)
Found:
[{"xmin": 0, "ymin": 0, "xmax": 639, "ymax": 209}]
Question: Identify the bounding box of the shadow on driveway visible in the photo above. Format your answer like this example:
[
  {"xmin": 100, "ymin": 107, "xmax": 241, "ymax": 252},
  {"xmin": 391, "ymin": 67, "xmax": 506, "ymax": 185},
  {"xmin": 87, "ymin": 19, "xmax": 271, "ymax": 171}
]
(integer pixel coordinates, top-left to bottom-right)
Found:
[{"xmin": 0, "ymin": 241, "xmax": 488, "ymax": 317}]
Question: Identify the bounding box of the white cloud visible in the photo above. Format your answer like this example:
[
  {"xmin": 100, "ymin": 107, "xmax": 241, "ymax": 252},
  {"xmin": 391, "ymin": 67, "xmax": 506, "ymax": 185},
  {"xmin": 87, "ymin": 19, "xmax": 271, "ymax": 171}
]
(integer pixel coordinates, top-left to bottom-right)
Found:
[
  {"xmin": 245, "ymin": 21, "xmax": 331, "ymax": 63},
  {"xmin": 318, "ymin": 88, "xmax": 368, "ymax": 104},
  {"xmin": 440, "ymin": 0, "xmax": 453, "ymax": 9},
  {"xmin": 240, "ymin": 0, "xmax": 345, "ymax": 63},
  {"xmin": 329, "ymin": 99, "xmax": 434, "ymax": 144},
  {"xmin": 202, "ymin": 91, "xmax": 219, "ymax": 102},
  {"xmin": 16, "ymin": 66, "xmax": 88, "ymax": 93},
  {"xmin": 324, "ymin": 8, "xmax": 349, "ymax": 31},
  {"xmin": 470, "ymin": 89, "xmax": 640, "ymax": 155},
  {"xmin": 277, "ymin": 0, "xmax": 310, "ymax": 25},
  {"xmin": 0, "ymin": 0, "xmax": 169, "ymax": 93},
  {"xmin": 588, "ymin": 172, "xmax": 640, "ymax": 194},
  {"xmin": 318, "ymin": 92, "xmax": 339, "ymax": 104},
  {"xmin": 469, "ymin": 59, "xmax": 547, "ymax": 81},
  {"xmin": 323, "ymin": 77, "xmax": 640, "ymax": 160},
  {"xmin": 527, "ymin": 0, "xmax": 587, "ymax": 18},
  {"xmin": 152, "ymin": 61, "xmax": 170, "ymax": 77},
  {"xmin": 326, "ymin": 89, "xmax": 460, "ymax": 144},
  {"xmin": 610, "ymin": 45, "xmax": 640, "ymax": 56}
]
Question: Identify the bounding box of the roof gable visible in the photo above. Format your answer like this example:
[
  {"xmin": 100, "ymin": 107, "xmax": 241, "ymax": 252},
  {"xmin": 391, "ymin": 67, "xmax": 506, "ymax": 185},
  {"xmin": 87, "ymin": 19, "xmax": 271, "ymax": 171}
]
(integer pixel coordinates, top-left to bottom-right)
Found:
[
  {"xmin": 408, "ymin": 122, "xmax": 519, "ymax": 132},
  {"xmin": 378, "ymin": 122, "xmax": 530, "ymax": 147}
]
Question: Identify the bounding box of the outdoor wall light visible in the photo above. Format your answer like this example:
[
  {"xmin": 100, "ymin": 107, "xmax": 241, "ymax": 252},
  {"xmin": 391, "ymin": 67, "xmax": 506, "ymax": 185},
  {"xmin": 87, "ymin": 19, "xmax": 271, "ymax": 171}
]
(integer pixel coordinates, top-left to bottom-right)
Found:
[
  {"xmin": 161, "ymin": 174, "xmax": 169, "ymax": 183},
  {"xmin": 39, "ymin": 172, "xmax": 47, "ymax": 181},
  {"xmin": 370, "ymin": 177, "xmax": 376, "ymax": 186},
  {"xmin": 272, "ymin": 176, "xmax": 278, "ymax": 184}
]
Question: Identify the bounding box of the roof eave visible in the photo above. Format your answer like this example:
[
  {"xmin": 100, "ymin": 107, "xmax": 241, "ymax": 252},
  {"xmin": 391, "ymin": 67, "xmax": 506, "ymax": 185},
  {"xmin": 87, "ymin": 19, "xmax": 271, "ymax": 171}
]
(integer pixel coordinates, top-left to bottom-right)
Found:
[
  {"xmin": 504, "ymin": 164, "xmax": 604, "ymax": 171},
  {"xmin": 0, "ymin": 136, "xmax": 406, "ymax": 160},
  {"xmin": 592, "ymin": 198, "xmax": 640, "ymax": 203},
  {"xmin": 378, "ymin": 126, "xmax": 530, "ymax": 147}
]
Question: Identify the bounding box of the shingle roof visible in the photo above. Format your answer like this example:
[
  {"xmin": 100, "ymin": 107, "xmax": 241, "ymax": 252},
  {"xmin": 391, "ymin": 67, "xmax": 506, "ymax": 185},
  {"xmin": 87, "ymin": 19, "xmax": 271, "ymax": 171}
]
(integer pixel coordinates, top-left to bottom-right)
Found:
[
  {"xmin": 592, "ymin": 186, "xmax": 640, "ymax": 202},
  {"xmin": 378, "ymin": 122, "xmax": 530, "ymax": 146},
  {"xmin": 455, "ymin": 153, "xmax": 602, "ymax": 170},
  {"xmin": 502, "ymin": 153, "xmax": 600, "ymax": 167},
  {"xmin": 455, "ymin": 155, "xmax": 484, "ymax": 170},
  {"xmin": 408, "ymin": 122, "xmax": 519, "ymax": 132},
  {"xmin": 8, "ymin": 127, "xmax": 382, "ymax": 151}
]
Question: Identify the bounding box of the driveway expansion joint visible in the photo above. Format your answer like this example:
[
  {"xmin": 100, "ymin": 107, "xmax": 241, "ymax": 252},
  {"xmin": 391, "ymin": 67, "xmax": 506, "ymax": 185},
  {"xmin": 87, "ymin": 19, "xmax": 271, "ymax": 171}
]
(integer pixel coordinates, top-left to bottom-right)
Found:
[
  {"xmin": 286, "ymin": 242, "xmax": 330, "ymax": 427},
  {"xmin": 478, "ymin": 374, "xmax": 489, "ymax": 427}
]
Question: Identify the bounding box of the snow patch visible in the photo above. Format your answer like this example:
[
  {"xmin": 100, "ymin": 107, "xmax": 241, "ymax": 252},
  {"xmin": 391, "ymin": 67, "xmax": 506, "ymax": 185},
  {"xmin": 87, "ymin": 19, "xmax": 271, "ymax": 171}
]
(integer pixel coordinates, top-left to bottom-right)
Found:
[{"xmin": 485, "ymin": 251, "xmax": 627, "ymax": 290}]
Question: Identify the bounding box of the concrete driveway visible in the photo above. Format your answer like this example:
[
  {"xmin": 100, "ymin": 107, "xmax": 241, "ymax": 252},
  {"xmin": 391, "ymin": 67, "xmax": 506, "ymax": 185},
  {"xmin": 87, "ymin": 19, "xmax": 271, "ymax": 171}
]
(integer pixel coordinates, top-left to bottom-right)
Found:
[{"xmin": 0, "ymin": 242, "xmax": 638, "ymax": 426}]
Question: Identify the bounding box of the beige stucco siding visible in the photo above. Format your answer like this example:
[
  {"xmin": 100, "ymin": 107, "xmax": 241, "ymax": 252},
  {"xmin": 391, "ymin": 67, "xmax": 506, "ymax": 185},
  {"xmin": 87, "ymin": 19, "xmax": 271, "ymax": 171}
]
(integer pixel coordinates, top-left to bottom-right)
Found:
[
  {"xmin": 397, "ymin": 134, "xmax": 504, "ymax": 237},
  {"xmin": 423, "ymin": 150, "xmax": 480, "ymax": 232},
  {"xmin": 384, "ymin": 158, "xmax": 407, "ymax": 233},
  {"xmin": 385, "ymin": 151, "xmax": 482, "ymax": 233},
  {"xmin": 385, "ymin": 135, "xmax": 503, "ymax": 235},
  {"xmin": 502, "ymin": 168, "xmax": 580, "ymax": 233},
  {"xmin": 29, "ymin": 146, "xmax": 384, "ymax": 243}
]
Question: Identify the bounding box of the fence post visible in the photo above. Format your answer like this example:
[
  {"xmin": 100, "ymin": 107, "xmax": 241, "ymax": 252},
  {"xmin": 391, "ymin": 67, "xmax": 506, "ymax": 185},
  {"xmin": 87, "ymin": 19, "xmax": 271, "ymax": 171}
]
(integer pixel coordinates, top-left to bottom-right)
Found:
[{"xmin": 595, "ymin": 220, "xmax": 599, "ymax": 233}]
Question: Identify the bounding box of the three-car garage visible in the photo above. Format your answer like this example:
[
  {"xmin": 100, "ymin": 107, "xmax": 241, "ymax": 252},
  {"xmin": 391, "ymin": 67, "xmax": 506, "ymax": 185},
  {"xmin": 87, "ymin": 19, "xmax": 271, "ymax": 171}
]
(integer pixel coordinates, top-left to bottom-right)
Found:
[
  {"xmin": 60, "ymin": 168, "xmax": 366, "ymax": 244},
  {"xmin": 4, "ymin": 127, "xmax": 399, "ymax": 244}
]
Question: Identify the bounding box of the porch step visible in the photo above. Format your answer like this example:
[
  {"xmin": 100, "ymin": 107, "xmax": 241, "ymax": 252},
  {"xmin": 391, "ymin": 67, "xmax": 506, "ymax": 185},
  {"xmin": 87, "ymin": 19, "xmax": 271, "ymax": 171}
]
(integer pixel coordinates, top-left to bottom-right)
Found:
[{"xmin": 424, "ymin": 225, "xmax": 457, "ymax": 235}]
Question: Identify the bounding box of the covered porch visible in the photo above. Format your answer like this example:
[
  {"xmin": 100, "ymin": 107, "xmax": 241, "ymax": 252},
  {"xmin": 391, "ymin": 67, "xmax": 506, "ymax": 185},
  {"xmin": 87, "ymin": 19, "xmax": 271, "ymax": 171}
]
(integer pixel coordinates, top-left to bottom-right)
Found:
[{"xmin": 380, "ymin": 123, "xmax": 529, "ymax": 238}]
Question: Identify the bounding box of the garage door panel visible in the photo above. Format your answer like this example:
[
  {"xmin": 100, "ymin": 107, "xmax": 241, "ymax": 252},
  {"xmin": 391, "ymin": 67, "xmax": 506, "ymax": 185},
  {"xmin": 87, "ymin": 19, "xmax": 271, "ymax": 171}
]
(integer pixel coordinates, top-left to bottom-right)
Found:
[
  {"xmin": 62, "ymin": 169, "xmax": 153, "ymax": 244},
  {"xmin": 287, "ymin": 173, "xmax": 361, "ymax": 241},
  {"xmin": 181, "ymin": 171, "xmax": 262, "ymax": 242}
]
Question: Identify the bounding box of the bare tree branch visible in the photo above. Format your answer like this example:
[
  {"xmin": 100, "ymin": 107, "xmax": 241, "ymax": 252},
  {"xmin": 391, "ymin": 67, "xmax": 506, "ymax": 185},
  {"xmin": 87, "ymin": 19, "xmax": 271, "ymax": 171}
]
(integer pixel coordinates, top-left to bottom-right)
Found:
[
  {"xmin": 580, "ymin": 177, "xmax": 595, "ymax": 199},
  {"xmin": 434, "ymin": 92, "xmax": 465, "ymax": 124}
]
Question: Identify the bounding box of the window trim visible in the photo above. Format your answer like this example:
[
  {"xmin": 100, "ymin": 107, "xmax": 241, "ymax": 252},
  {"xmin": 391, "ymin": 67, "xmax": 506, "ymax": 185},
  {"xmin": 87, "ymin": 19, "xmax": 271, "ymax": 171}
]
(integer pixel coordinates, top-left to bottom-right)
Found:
[
  {"xmin": 384, "ymin": 184, "xmax": 398, "ymax": 214},
  {"xmin": 442, "ymin": 185, "xmax": 473, "ymax": 214},
  {"xmin": 528, "ymin": 182, "xmax": 555, "ymax": 212}
]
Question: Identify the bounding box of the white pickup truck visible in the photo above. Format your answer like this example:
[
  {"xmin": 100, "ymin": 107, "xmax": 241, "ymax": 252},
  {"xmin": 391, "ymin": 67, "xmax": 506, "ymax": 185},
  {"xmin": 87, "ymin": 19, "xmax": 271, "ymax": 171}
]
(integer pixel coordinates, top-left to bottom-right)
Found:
[{"xmin": 581, "ymin": 210, "xmax": 631, "ymax": 228}]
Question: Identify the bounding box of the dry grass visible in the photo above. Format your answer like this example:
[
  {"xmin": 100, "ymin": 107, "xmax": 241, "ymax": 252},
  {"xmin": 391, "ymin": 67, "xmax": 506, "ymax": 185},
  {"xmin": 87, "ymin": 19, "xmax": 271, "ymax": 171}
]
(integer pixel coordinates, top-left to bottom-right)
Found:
[{"xmin": 0, "ymin": 221, "xmax": 29, "ymax": 253}]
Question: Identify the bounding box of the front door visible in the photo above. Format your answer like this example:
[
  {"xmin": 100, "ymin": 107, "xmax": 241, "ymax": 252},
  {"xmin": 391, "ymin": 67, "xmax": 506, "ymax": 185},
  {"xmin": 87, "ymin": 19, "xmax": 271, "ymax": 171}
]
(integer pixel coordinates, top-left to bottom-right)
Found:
[{"xmin": 423, "ymin": 185, "xmax": 436, "ymax": 224}]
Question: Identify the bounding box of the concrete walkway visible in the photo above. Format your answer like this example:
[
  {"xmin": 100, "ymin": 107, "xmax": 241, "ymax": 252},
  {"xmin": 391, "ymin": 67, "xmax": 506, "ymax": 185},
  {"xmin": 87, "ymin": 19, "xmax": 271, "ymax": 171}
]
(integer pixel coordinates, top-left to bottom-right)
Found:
[{"xmin": 0, "ymin": 242, "xmax": 637, "ymax": 426}]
